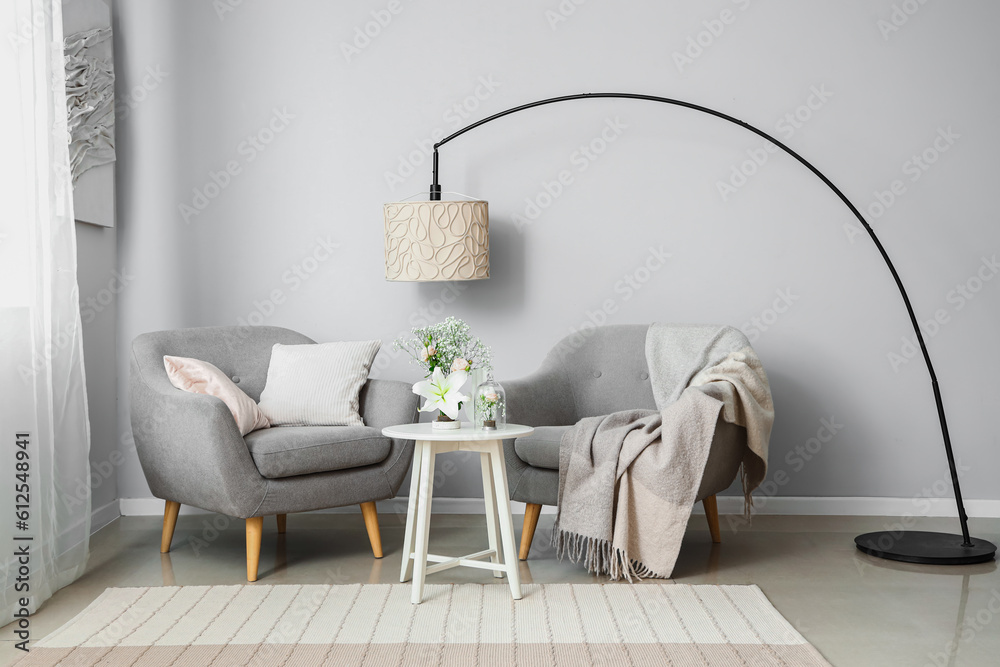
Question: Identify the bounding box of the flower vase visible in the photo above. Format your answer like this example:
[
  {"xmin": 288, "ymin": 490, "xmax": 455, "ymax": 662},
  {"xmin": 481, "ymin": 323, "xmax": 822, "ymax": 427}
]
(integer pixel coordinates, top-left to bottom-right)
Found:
[
  {"xmin": 464, "ymin": 368, "xmax": 485, "ymax": 423},
  {"xmin": 473, "ymin": 376, "xmax": 506, "ymax": 431},
  {"xmin": 432, "ymin": 412, "xmax": 461, "ymax": 430}
]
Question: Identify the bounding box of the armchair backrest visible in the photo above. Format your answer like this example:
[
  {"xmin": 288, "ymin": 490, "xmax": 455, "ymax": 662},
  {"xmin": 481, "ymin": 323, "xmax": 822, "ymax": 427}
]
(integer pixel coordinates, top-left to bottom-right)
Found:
[
  {"xmin": 131, "ymin": 326, "xmax": 313, "ymax": 401},
  {"xmin": 541, "ymin": 324, "xmax": 657, "ymax": 421}
]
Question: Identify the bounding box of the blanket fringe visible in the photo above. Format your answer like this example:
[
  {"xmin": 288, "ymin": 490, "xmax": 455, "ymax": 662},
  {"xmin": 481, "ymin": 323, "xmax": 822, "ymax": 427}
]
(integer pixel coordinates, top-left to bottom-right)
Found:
[{"xmin": 551, "ymin": 528, "xmax": 664, "ymax": 582}]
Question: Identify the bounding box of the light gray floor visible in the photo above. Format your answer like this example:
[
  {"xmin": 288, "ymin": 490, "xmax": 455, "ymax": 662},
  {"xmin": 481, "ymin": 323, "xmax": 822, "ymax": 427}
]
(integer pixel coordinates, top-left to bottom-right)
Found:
[{"xmin": 2, "ymin": 512, "xmax": 998, "ymax": 666}]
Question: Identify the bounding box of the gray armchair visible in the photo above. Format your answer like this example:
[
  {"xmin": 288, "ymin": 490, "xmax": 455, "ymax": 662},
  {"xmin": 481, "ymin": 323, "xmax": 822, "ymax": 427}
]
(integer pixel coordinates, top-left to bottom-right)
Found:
[
  {"xmin": 504, "ymin": 325, "xmax": 747, "ymax": 559},
  {"xmin": 129, "ymin": 326, "xmax": 418, "ymax": 581}
]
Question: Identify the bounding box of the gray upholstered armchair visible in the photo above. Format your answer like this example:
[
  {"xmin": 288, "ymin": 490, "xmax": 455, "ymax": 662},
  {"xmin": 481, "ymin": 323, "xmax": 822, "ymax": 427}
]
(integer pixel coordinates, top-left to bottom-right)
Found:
[
  {"xmin": 129, "ymin": 326, "xmax": 419, "ymax": 581},
  {"xmin": 504, "ymin": 325, "xmax": 747, "ymax": 560}
]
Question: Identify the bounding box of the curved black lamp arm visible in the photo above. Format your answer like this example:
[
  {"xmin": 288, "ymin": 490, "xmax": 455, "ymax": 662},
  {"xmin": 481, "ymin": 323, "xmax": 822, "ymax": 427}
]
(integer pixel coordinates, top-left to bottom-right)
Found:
[{"xmin": 431, "ymin": 92, "xmax": 972, "ymax": 545}]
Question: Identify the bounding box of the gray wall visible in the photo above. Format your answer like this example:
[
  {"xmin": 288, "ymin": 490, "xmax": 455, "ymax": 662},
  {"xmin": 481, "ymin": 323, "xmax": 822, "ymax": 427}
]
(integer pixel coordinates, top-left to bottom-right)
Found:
[
  {"xmin": 76, "ymin": 224, "xmax": 119, "ymax": 519},
  {"xmin": 113, "ymin": 0, "xmax": 1000, "ymax": 504},
  {"xmin": 65, "ymin": 0, "xmax": 119, "ymax": 523}
]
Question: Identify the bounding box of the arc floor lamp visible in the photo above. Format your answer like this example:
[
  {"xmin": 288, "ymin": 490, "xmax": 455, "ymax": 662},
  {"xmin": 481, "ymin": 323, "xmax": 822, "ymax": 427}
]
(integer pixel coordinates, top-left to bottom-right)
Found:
[{"xmin": 383, "ymin": 92, "xmax": 996, "ymax": 565}]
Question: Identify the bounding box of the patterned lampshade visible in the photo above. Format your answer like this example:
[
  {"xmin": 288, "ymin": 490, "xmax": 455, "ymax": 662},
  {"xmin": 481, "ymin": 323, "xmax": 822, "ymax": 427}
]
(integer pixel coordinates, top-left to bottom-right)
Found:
[{"xmin": 383, "ymin": 200, "xmax": 490, "ymax": 281}]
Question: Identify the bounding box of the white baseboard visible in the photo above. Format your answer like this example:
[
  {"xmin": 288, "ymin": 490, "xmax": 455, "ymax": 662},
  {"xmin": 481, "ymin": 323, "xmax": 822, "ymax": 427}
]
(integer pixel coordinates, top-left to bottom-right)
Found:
[
  {"xmin": 119, "ymin": 496, "xmax": 1000, "ymax": 518},
  {"xmin": 91, "ymin": 499, "xmax": 121, "ymax": 532},
  {"xmin": 118, "ymin": 497, "xmax": 560, "ymax": 517},
  {"xmin": 693, "ymin": 495, "xmax": 1000, "ymax": 518}
]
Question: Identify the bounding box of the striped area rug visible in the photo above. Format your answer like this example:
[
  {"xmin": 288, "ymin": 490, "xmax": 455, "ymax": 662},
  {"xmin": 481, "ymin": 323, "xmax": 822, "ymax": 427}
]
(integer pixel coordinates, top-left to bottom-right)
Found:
[{"xmin": 17, "ymin": 583, "xmax": 830, "ymax": 666}]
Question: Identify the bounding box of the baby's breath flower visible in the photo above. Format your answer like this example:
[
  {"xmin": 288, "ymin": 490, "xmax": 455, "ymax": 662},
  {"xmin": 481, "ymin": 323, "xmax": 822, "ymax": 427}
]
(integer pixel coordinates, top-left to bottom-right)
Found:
[{"xmin": 393, "ymin": 316, "xmax": 493, "ymax": 377}]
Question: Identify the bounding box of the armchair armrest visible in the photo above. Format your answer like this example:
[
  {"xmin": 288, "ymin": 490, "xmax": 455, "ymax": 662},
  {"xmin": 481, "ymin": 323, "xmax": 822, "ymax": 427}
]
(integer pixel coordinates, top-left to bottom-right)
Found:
[
  {"xmin": 129, "ymin": 350, "xmax": 267, "ymax": 518},
  {"xmin": 359, "ymin": 378, "xmax": 420, "ymax": 496},
  {"xmin": 502, "ymin": 368, "xmax": 575, "ymax": 427},
  {"xmin": 359, "ymin": 379, "xmax": 419, "ymax": 430}
]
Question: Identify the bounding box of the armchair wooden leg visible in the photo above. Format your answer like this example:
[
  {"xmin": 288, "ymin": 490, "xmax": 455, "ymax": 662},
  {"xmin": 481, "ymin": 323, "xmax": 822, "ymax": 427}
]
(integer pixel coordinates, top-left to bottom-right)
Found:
[
  {"xmin": 161, "ymin": 501, "xmax": 181, "ymax": 553},
  {"xmin": 519, "ymin": 503, "xmax": 542, "ymax": 560},
  {"xmin": 246, "ymin": 517, "xmax": 264, "ymax": 582},
  {"xmin": 703, "ymin": 495, "xmax": 722, "ymax": 544},
  {"xmin": 360, "ymin": 502, "xmax": 383, "ymax": 558},
  {"xmin": 276, "ymin": 514, "xmax": 287, "ymax": 534}
]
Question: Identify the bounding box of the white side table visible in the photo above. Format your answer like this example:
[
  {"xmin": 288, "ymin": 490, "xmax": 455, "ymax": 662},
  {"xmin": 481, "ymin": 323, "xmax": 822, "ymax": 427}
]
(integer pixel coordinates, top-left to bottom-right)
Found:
[{"xmin": 382, "ymin": 422, "xmax": 534, "ymax": 604}]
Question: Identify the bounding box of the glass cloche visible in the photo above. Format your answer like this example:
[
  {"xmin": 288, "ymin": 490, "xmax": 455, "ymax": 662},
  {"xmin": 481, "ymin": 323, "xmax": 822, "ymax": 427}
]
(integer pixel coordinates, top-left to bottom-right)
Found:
[{"xmin": 473, "ymin": 375, "xmax": 506, "ymax": 430}]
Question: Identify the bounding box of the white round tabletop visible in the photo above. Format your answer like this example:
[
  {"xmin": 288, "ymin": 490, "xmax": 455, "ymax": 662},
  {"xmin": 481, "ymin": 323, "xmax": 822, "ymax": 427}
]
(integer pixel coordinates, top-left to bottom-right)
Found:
[{"xmin": 382, "ymin": 422, "xmax": 534, "ymax": 441}]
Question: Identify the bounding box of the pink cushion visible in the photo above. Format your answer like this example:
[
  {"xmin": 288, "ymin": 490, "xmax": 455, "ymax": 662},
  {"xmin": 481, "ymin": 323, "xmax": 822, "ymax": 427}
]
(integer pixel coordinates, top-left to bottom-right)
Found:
[{"xmin": 163, "ymin": 355, "xmax": 270, "ymax": 436}]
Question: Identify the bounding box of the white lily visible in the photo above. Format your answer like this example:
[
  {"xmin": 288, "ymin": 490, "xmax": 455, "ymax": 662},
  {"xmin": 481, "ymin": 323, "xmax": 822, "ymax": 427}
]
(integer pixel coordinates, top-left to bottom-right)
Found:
[{"xmin": 412, "ymin": 367, "xmax": 469, "ymax": 420}]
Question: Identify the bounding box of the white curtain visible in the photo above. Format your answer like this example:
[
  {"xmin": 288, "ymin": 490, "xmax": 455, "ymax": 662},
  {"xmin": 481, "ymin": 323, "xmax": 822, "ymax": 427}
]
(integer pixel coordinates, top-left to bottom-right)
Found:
[{"xmin": 1, "ymin": 0, "xmax": 92, "ymax": 621}]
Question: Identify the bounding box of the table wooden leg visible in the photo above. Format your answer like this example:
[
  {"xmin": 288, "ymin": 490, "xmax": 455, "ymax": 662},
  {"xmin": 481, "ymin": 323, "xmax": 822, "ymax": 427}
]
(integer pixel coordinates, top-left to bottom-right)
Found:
[
  {"xmin": 480, "ymin": 451, "xmax": 504, "ymax": 578},
  {"xmin": 411, "ymin": 442, "xmax": 436, "ymax": 604},
  {"xmin": 400, "ymin": 441, "xmax": 423, "ymax": 583},
  {"xmin": 488, "ymin": 441, "xmax": 522, "ymax": 600}
]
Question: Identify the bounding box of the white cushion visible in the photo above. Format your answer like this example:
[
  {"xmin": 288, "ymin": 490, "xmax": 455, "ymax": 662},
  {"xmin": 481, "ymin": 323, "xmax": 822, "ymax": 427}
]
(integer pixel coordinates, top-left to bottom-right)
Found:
[
  {"xmin": 257, "ymin": 340, "xmax": 381, "ymax": 426},
  {"xmin": 163, "ymin": 355, "xmax": 270, "ymax": 436}
]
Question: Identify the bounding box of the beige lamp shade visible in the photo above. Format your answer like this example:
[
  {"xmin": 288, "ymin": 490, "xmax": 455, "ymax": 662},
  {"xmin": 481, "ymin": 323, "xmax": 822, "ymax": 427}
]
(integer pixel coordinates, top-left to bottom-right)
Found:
[{"xmin": 384, "ymin": 199, "xmax": 490, "ymax": 281}]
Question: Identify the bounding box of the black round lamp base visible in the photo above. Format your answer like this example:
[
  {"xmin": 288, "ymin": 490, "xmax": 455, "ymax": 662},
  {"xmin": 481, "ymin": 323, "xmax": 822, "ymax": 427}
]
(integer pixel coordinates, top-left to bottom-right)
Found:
[{"xmin": 855, "ymin": 531, "xmax": 997, "ymax": 565}]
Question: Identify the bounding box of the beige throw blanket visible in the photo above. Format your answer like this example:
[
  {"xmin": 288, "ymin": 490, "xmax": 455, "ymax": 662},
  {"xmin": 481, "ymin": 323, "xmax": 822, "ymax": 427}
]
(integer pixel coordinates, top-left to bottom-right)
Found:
[{"xmin": 553, "ymin": 324, "xmax": 773, "ymax": 580}]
